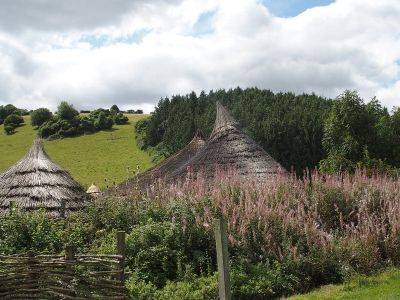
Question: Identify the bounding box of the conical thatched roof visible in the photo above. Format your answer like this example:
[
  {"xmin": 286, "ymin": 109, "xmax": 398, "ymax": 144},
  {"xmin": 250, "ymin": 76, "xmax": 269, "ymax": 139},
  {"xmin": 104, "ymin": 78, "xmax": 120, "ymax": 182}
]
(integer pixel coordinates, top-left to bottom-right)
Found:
[
  {"xmin": 170, "ymin": 101, "xmax": 285, "ymax": 180},
  {"xmin": 87, "ymin": 183, "xmax": 101, "ymax": 194},
  {"xmin": 0, "ymin": 139, "xmax": 87, "ymax": 216},
  {"xmin": 113, "ymin": 131, "xmax": 206, "ymax": 194}
]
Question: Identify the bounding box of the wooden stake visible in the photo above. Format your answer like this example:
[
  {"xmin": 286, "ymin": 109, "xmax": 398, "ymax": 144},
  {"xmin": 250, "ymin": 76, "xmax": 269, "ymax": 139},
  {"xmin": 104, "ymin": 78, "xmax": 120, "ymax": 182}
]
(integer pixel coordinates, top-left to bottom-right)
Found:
[
  {"xmin": 214, "ymin": 218, "xmax": 231, "ymax": 300},
  {"xmin": 65, "ymin": 245, "xmax": 75, "ymax": 260}
]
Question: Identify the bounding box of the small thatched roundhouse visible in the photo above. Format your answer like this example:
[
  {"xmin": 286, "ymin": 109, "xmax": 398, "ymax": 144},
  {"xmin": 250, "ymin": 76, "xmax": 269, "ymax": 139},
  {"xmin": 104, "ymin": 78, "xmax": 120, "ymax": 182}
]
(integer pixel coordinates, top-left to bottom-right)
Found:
[
  {"xmin": 113, "ymin": 130, "xmax": 205, "ymax": 195},
  {"xmin": 170, "ymin": 101, "xmax": 285, "ymax": 180},
  {"xmin": 0, "ymin": 139, "xmax": 87, "ymax": 216},
  {"xmin": 87, "ymin": 183, "xmax": 101, "ymax": 196}
]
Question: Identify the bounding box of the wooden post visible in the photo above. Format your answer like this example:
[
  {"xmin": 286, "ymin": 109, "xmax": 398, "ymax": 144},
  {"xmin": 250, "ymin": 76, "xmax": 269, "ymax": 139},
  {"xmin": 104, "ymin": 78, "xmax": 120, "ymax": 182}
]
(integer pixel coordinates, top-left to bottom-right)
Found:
[
  {"xmin": 214, "ymin": 218, "xmax": 231, "ymax": 300},
  {"xmin": 117, "ymin": 231, "xmax": 126, "ymax": 283},
  {"xmin": 60, "ymin": 199, "xmax": 66, "ymax": 218},
  {"xmin": 65, "ymin": 244, "xmax": 75, "ymax": 260},
  {"xmin": 27, "ymin": 250, "xmax": 39, "ymax": 298}
]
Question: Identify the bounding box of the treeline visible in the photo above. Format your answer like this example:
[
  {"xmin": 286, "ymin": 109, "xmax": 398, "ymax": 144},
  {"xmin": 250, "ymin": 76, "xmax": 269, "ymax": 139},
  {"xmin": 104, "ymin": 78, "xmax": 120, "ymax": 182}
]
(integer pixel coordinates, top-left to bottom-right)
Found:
[
  {"xmin": 34, "ymin": 102, "xmax": 129, "ymax": 139},
  {"xmin": 0, "ymin": 104, "xmax": 29, "ymax": 134},
  {"xmin": 136, "ymin": 87, "xmax": 400, "ymax": 174},
  {"xmin": 1, "ymin": 102, "xmax": 145, "ymax": 139}
]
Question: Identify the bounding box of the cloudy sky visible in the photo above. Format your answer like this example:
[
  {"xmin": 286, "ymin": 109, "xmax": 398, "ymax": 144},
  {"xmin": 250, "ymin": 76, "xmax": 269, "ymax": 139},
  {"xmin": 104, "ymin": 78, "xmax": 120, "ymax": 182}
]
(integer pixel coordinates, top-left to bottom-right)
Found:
[{"xmin": 0, "ymin": 0, "xmax": 399, "ymax": 112}]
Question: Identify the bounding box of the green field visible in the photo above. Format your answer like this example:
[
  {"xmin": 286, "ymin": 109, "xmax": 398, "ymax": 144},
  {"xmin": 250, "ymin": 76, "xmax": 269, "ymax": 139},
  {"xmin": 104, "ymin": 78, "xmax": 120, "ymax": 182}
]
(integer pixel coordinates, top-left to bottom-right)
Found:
[
  {"xmin": 0, "ymin": 115, "xmax": 153, "ymax": 189},
  {"xmin": 289, "ymin": 268, "xmax": 400, "ymax": 300}
]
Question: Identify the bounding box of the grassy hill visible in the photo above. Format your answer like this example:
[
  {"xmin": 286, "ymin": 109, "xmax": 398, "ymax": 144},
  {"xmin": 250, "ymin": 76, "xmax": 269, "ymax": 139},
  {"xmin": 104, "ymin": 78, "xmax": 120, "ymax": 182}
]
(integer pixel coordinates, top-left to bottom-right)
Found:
[
  {"xmin": 0, "ymin": 114, "xmax": 153, "ymax": 189},
  {"xmin": 289, "ymin": 268, "xmax": 400, "ymax": 300}
]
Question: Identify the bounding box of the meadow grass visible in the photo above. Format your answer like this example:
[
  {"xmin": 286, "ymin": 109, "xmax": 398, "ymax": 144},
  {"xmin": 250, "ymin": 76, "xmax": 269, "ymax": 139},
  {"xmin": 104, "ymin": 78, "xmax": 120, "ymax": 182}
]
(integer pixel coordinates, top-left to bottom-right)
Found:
[
  {"xmin": 289, "ymin": 268, "xmax": 400, "ymax": 300},
  {"xmin": 0, "ymin": 114, "xmax": 153, "ymax": 189}
]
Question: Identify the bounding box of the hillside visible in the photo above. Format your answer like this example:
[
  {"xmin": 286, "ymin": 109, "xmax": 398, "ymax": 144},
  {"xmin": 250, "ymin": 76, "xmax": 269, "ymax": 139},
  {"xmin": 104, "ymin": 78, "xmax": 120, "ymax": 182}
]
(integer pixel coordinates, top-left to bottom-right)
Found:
[
  {"xmin": 0, "ymin": 114, "xmax": 153, "ymax": 189},
  {"xmin": 290, "ymin": 268, "xmax": 400, "ymax": 299}
]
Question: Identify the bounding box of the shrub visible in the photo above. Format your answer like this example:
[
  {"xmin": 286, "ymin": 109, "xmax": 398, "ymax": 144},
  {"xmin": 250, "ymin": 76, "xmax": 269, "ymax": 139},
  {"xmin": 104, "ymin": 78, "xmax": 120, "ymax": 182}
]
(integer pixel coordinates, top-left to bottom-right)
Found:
[
  {"xmin": 79, "ymin": 115, "xmax": 96, "ymax": 133},
  {"xmin": 4, "ymin": 124, "xmax": 15, "ymax": 135},
  {"xmin": 114, "ymin": 112, "xmax": 129, "ymax": 125},
  {"xmin": 94, "ymin": 111, "xmax": 114, "ymax": 130},
  {"xmin": 57, "ymin": 101, "xmax": 79, "ymax": 120},
  {"xmin": 0, "ymin": 210, "xmax": 64, "ymax": 254},
  {"xmin": 4, "ymin": 114, "xmax": 24, "ymax": 127},
  {"xmin": 3, "ymin": 114, "xmax": 24, "ymax": 134},
  {"xmin": 155, "ymin": 274, "xmax": 218, "ymax": 300},
  {"xmin": 31, "ymin": 108, "xmax": 53, "ymax": 127}
]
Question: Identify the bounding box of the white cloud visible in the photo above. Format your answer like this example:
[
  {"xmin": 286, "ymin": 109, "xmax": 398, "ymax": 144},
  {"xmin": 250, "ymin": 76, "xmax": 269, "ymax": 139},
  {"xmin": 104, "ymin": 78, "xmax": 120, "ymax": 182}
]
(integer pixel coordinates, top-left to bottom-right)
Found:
[{"xmin": 0, "ymin": 0, "xmax": 399, "ymax": 112}]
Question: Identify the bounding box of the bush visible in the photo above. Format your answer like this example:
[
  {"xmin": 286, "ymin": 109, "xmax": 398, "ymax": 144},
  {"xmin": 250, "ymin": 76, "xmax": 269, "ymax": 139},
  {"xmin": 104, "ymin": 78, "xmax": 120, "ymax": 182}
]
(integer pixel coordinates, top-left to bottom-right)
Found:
[
  {"xmin": 57, "ymin": 101, "xmax": 79, "ymax": 120},
  {"xmin": 114, "ymin": 112, "xmax": 129, "ymax": 125},
  {"xmin": 4, "ymin": 114, "xmax": 24, "ymax": 127},
  {"xmin": 0, "ymin": 210, "xmax": 64, "ymax": 254},
  {"xmin": 3, "ymin": 114, "xmax": 24, "ymax": 134},
  {"xmin": 94, "ymin": 111, "xmax": 114, "ymax": 130},
  {"xmin": 4, "ymin": 125, "xmax": 15, "ymax": 135},
  {"xmin": 31, "ymin": 108, "xmax": 53, "ymax": 127}
]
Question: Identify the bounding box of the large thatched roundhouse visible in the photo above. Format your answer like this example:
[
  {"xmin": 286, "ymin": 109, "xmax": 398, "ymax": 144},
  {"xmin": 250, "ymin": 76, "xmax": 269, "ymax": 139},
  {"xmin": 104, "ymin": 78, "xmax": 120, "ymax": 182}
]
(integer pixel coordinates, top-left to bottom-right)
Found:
[
  {"xmin": 0, "ymin": 139, "xmax": 87, "ymax": 216},
  {"xmin": 170, "ymin": 101, "xmax": 285, "ymax": 180},
  {"xmin": 113, "ymin": 130, "xmax": 206, "ymax": 195}
]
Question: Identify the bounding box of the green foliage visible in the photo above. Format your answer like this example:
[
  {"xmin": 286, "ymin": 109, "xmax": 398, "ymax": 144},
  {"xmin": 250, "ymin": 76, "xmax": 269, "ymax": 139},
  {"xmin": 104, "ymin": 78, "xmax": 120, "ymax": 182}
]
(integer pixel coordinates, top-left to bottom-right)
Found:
[
  {"xmin": 4, "ymin": 114, "xmax": 24, "ymax": 127},
  {"xmin": 156, "ymin": 273, "xmax": 218, "ymax": 300},
  {"xmin": 321, "ymin": 91, "xmax": 400, "ymax": 173},
  {"xmin": 114, "ymin": 112, "xmax": 129, "ymax": 125},
  {"xmin": 136, "ymin": 88, "xmax": 331, "ymax": 174},
  {"xmin": 4, "ymin": 124, "xmax": 15, "ymax": 135},
  {"xmin": 126, "ymin": 273, "xmax": 158, "ymax": 299},
  {"xmin": 57, "ymin": 101, "xmax": 79, "ymax": 120},
  {"xmin": 126, "ymin": 221, "xmax": 187, "ymax": 287},
  {"xmin": 0, "ymin": 210, "xmax": 64, "ymax": 254},
  {"xmin": 37, "ymin": 104, "xmax": 118, "ymax": 139},
  {"xmin": 30, "ymin": 108, "xmax": 53, "ymax": 127},
  {"xmin": 3, "ymin": 114, "xmax": 24, "ymax": 135},
  {"xmin": 94, "ymin": 111, "xmax": 114, "ymax": 130},
  {"xmin": 0, "ymin": 104, "xmax": 27, "ymax": 124},
  {"xmin": 110, "ymin": 104, "xmax": 120, "ymax": 114}
]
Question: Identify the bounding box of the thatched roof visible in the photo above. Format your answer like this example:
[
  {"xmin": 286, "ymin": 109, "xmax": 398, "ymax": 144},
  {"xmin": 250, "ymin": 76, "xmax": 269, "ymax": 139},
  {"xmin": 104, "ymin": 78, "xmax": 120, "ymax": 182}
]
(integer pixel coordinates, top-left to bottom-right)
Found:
[
  {"xmin": 87, "ymin": 183, "xmax": 101, "ymax": 194},
  {"xmin": 170, "ymin": 101, "xmax": 285, "ymax": 180},
  {"xmin": 113, "ymin": 130, "xmax": 206, "ymax": 194},
  {"xmin": 0, "ymin": 139, "xmax": 87, "ymax": 216}
]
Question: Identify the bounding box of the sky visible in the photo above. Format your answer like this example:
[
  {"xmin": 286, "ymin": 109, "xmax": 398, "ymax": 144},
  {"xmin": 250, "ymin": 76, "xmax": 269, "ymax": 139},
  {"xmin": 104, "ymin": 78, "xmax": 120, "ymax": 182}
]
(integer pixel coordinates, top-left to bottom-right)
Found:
[{"xmin": 0, "ymin": 0, "xmax": 399, "ymax": 113}]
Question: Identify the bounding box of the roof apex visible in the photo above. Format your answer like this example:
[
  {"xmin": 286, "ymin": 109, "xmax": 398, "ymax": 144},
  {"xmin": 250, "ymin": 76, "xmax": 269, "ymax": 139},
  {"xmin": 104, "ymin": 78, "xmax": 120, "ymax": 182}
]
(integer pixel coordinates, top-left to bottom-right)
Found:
[{"xmin": 210, "ymin": 101, "xmax": 239, "ymax": 137}]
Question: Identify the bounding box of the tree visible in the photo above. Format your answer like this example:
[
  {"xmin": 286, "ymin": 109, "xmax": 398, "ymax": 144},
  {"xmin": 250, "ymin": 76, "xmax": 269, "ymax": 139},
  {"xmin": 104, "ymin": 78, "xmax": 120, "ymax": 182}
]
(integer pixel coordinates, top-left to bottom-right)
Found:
[
  {"xmin": 31, "ymin": 108, "xmax": 53, "ymax": 127},
  {"xmin": 57, "ymin": 102, "xmax": 79, "ymax": 120},
  {"xmin": 3, "ymin": 114, "xmax": 24, "ymax": 135},
  {"xmin": 110, "ymin": 105, "xmax": 120, "ymax": 115},
  {"xmin": 4, "ymin": 114, "xmax": 24, "ymax": 127}
]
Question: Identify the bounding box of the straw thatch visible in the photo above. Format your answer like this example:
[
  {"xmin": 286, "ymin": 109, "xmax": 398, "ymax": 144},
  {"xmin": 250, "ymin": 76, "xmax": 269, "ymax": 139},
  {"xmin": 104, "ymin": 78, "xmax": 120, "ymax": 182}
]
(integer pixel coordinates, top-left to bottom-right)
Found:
[
  {"xmin": 0, "ymin": 139, "xmax": 87, "ymax": 216},
  {"xmin": 170, "ymin": 101, "xmax": 285, "ymax": 180},
  {"xmin": 113, "ymin": 130, "xmax": 206, "ymax": 195},
  {"xmin": 87, "ymin": 183, "xmax": 101, "ymax": 195}
]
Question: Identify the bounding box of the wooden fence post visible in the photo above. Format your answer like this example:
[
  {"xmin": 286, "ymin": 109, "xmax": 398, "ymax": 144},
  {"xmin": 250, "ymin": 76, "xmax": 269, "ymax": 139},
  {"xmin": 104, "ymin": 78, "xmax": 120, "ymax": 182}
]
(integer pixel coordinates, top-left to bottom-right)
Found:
[
  {"xmin": 117, "ymin": 231, "xmax": 126, "ymax": 283},
  {"xmin": 65, "ymin": 244, "xmax": 75, "ymax": 260},
  {"xmin": 214, "ymin": 218, "xmax": 231, "ymax": 300}
]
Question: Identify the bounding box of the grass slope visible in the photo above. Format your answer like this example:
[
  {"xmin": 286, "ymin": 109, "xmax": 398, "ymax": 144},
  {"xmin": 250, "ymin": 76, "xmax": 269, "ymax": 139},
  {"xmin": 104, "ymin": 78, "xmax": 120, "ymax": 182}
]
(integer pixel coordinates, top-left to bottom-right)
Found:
[
  {"xmin": 290, "ymin": 268, "xmax": 400, "ymax": 300},
  {"xmin": 0, "ymin": 115, "xmax": 153, "ymax": 189}
]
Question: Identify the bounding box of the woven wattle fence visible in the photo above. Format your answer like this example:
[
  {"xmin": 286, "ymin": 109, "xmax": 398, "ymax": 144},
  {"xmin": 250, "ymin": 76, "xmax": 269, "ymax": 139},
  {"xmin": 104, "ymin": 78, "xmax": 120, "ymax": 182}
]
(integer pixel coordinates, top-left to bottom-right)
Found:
[{"xmin": 0, "ymin": 232, "xmax": 127, "ymax": 299}]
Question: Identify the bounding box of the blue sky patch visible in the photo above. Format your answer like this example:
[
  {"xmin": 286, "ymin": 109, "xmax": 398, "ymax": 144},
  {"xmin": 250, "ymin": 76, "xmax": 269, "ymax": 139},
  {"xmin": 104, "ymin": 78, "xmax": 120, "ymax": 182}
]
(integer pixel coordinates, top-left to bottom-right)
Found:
[
  {"xmin": 191, "ymin": 10, "xmax": 216, "ymax": 36},
  {"xmin": 260, "ymin": 0, "xmax": 334, "ymax": 17},
  {"xmin": 79, "ymin": 28, "xmax": 151, "ymax": 48}
]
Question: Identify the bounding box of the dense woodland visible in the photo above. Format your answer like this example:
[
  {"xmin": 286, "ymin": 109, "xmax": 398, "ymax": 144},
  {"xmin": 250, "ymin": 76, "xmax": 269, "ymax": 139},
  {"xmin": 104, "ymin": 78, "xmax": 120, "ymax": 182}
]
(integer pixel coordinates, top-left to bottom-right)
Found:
[{"xmin": 136, "ymin": 88, "xmax": 400, "ymax": 175}]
